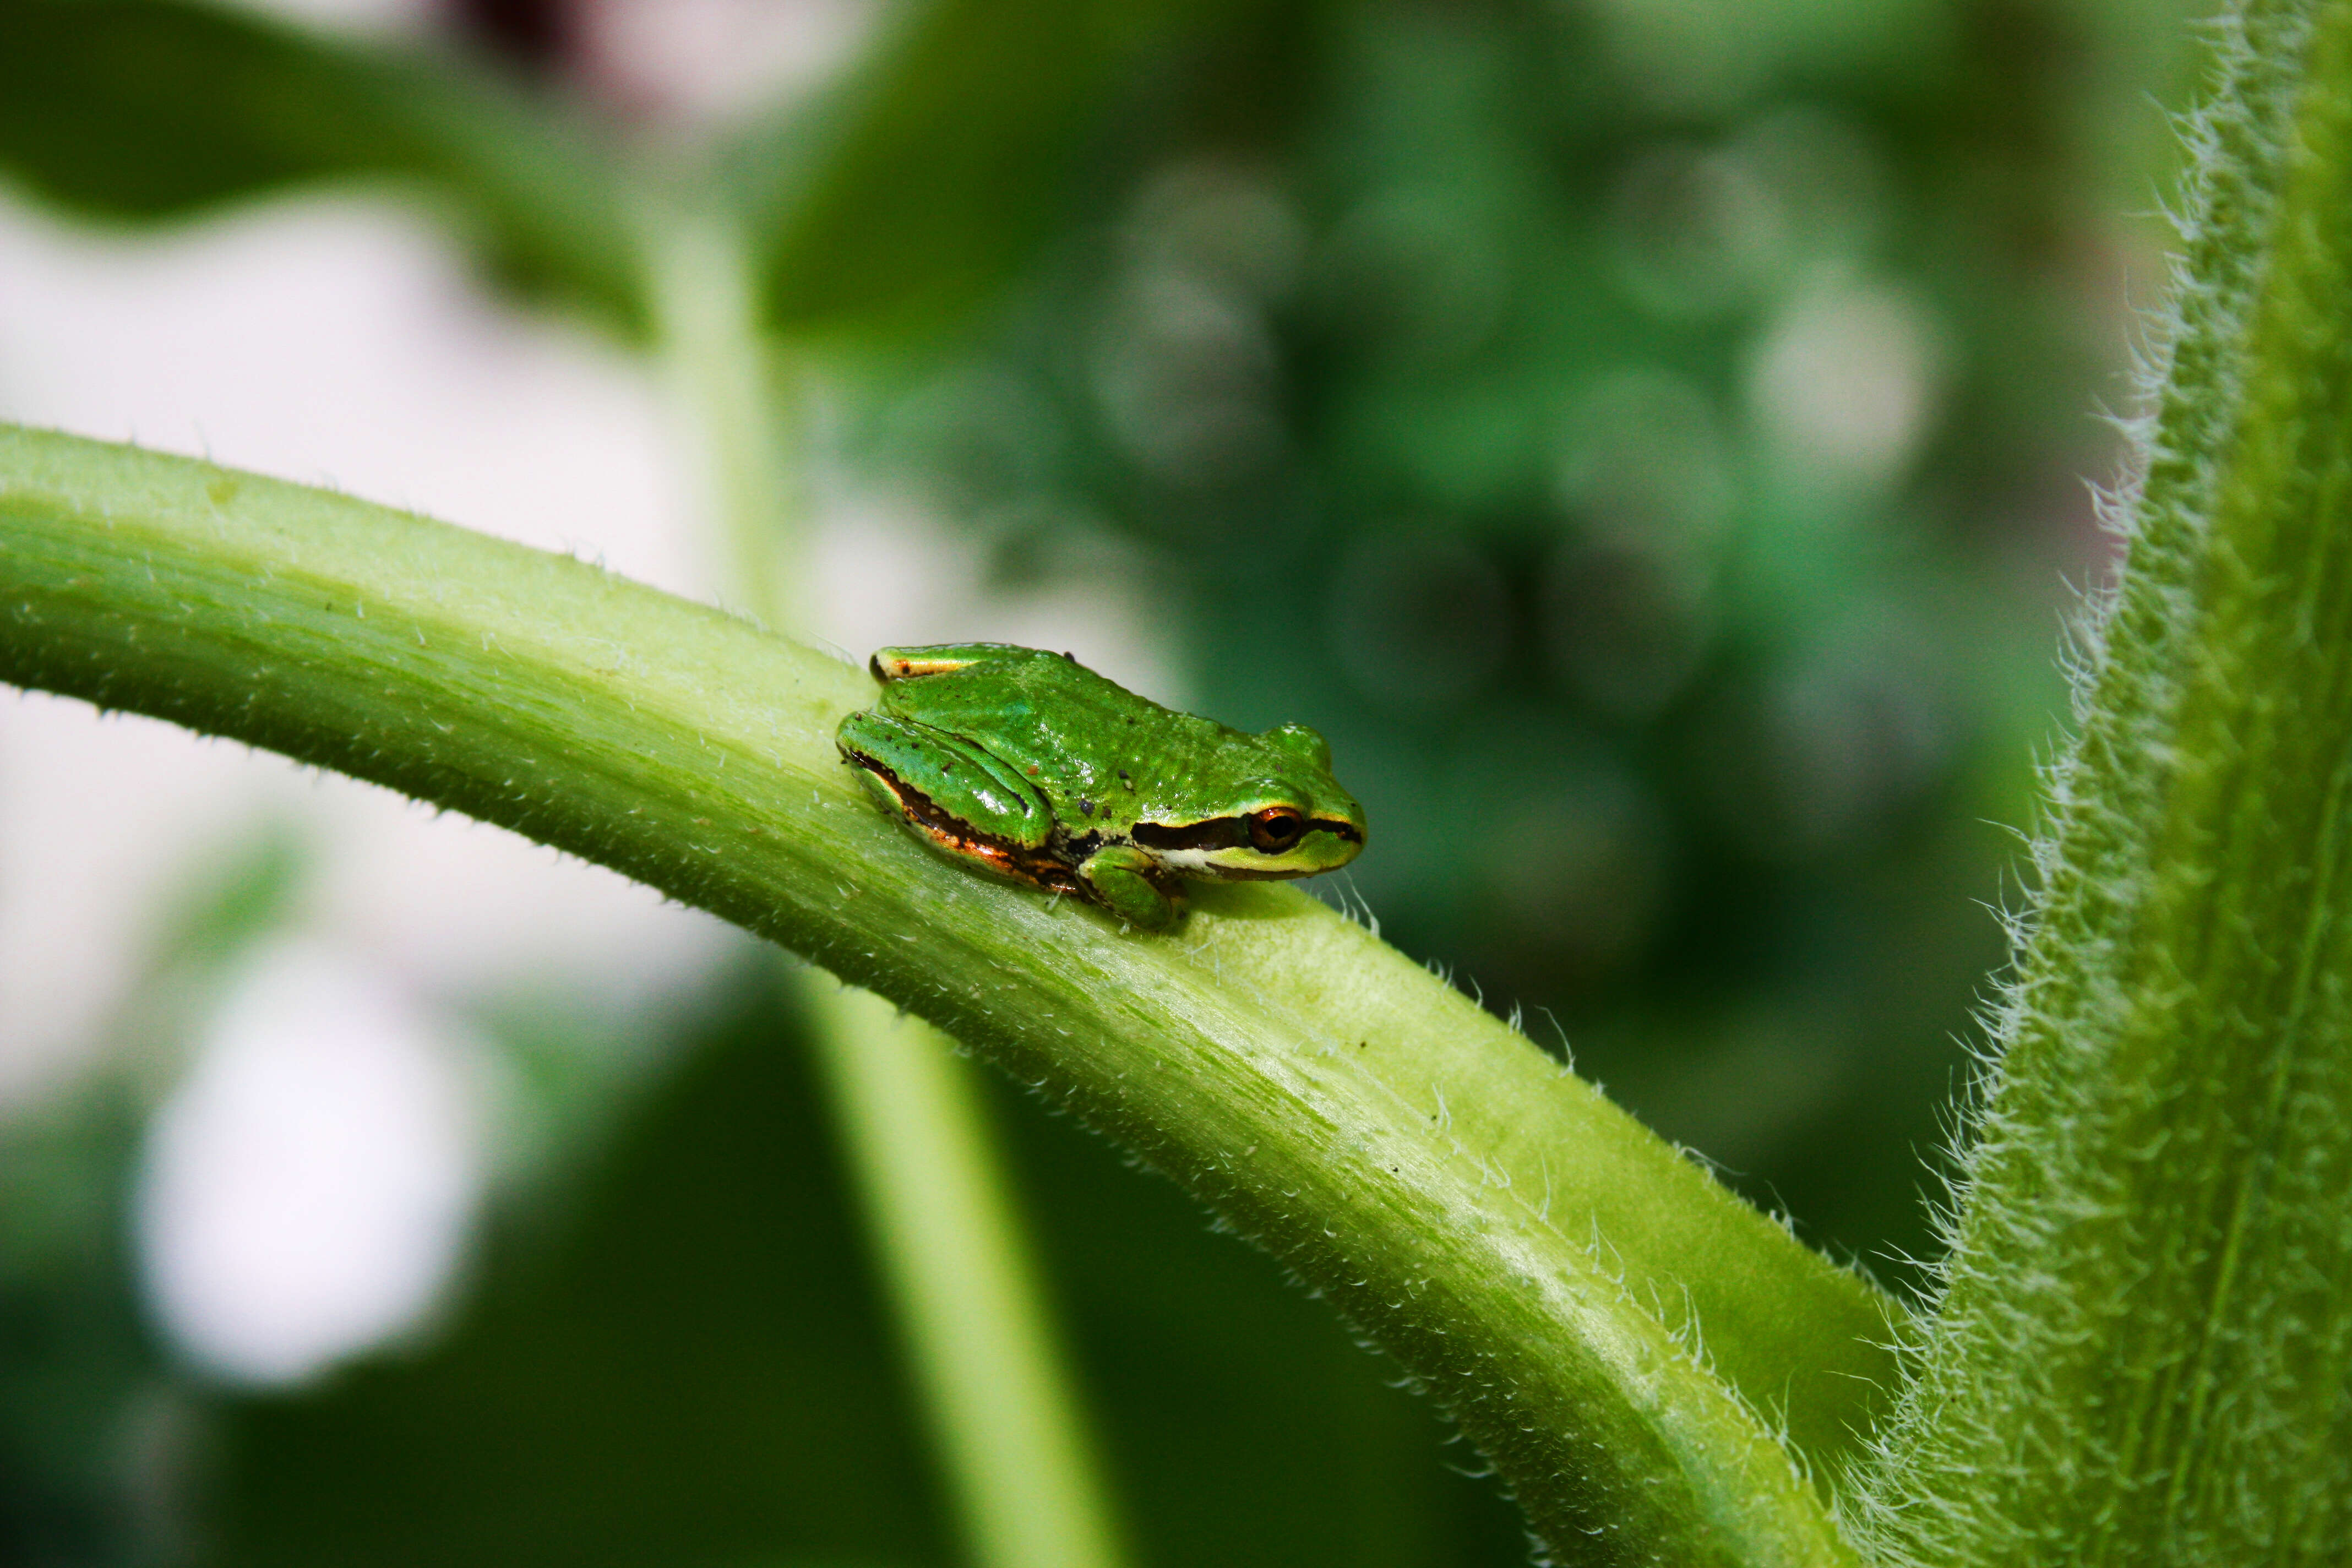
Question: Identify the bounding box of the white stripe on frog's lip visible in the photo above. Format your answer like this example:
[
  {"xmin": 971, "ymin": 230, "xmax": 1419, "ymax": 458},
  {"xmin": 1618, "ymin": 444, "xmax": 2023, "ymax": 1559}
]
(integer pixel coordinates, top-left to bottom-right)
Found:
[
  {"xmin": 1136, "ymin": 830, "xmax": 1358, "ymax": 879},
  {"xmin": 1147, "ymin": 846, "xmax": 1227, "ymax": 875},
  {"xmin": 1144, "ymin": 845, "xmax": 1299, "ymax": 879},
  {"xmin": 1137, "ymin": 845, "xmax": 1312, "ymax": 884}
]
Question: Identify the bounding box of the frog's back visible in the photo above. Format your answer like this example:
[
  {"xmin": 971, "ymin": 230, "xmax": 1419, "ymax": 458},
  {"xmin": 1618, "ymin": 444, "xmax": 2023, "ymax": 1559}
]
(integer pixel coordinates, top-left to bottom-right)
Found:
[{"xmin": 875, "ymin": 644, "xmax": 1242, "ymax": 802}]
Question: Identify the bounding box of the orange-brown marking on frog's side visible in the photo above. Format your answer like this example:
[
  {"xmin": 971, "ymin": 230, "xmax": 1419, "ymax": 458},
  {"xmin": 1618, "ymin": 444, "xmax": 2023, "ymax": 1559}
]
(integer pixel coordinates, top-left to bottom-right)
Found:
[{"xmin": 859, "ymin": 760, "xmax": 1083, "ymax": 898}]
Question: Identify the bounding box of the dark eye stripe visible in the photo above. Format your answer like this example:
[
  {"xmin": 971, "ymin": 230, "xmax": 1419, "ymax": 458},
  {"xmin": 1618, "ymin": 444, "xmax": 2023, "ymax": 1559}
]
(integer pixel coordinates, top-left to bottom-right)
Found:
[
  {"xmin": 1132, "ymin": 816, "xmax": 1362, "ymax": 851},
  {"xmin": 1132, "ymin": 818, "xmax": 1246, "ymax": 852}
]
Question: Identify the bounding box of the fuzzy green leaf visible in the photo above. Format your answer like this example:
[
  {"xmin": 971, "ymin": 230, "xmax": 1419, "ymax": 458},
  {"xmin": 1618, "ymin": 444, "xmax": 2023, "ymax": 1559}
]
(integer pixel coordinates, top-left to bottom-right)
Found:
[{"xmin": 1847, "ymin": 1, "xmax": 2352, "ymax": 1559}]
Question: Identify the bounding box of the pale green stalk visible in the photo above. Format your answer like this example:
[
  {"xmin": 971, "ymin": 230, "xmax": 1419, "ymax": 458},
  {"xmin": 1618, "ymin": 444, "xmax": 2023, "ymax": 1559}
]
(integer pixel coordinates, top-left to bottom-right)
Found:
[
  {"xmin": 646, "ymin": 205, "xmax": 1131, "ymax": 1568},
  {"xmin": 1845, "ymin": 1, "xmax": 2352, "ymax": 1559},
  {"xmin": 645, "ymin": 203, "xmax": 800, "ymax": 628},
  {"xmin": 805, "ymin": 985, "xmax": 1130, "ymax": 1568},
  {"xmin": 0, "ymin": 424, "xmax": 1893, "ymax": 1562}
]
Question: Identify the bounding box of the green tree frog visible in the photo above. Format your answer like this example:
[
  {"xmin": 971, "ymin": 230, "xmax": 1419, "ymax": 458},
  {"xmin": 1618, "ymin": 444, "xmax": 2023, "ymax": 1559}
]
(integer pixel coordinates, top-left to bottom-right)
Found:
[{"xmin": 836, "ymin": 643, "xmax": 1366, "ymax": 929}]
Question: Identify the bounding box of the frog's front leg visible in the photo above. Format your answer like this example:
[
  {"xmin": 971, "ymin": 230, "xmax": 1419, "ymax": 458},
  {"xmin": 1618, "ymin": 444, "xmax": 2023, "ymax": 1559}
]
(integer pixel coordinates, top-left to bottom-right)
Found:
[{"xmin": 1078, "ymin": 845, "xmax": 1183, "ymax": 930}]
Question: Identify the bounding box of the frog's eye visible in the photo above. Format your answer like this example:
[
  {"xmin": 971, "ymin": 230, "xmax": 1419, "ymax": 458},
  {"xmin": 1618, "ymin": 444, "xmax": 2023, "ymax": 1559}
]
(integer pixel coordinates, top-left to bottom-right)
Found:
[{"xmin": 1248, "ymin": 807, "xmax": 1306, "ymax": 853}]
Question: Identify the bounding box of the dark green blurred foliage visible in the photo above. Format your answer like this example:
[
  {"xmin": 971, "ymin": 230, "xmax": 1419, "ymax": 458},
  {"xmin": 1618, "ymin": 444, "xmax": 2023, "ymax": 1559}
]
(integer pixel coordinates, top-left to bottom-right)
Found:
[
  {"xmin": 208, "ymin": 963, "xmax": 1527, "ymax": 1568},
  {"xmin": 0, "ymin": 1083, "xmax": 177, "ymax": 1568},
  {"xmin": 850, "ymin": 0, "xmax": 2190, "ymax": 1276},
  {"xmin": 737, "ymin": 0, "xmax": 1260, "ymax": 340}
]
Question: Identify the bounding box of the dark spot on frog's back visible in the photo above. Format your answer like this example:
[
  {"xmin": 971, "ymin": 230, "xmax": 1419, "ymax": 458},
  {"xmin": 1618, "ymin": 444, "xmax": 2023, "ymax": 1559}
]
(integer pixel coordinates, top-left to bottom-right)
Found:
[{"xmin": 1077, "ymin": 799, "xmax": 1095, "ymax": 818}]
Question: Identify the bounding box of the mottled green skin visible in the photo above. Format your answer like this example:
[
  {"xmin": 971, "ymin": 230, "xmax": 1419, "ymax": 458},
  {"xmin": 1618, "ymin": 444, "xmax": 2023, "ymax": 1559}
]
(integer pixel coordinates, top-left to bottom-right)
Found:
[{"xmin": 836, "ymin": 644, "xmax": 1365, "ymax": 929}]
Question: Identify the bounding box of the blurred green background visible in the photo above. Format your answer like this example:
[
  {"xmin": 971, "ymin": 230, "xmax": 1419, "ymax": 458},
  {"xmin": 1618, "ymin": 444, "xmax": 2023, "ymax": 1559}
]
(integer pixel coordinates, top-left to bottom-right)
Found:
[{"xmin": 0, "ymin": 0, "xmax": 2196, "ymax": 1561}]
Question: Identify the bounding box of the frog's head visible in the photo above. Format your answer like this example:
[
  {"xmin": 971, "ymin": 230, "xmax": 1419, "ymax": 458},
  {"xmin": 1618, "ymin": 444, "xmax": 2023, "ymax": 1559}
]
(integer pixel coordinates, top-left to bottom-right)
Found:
[{"xmin": 1130, "ymin": 722, "xmax": 1366, "ymax": 881}]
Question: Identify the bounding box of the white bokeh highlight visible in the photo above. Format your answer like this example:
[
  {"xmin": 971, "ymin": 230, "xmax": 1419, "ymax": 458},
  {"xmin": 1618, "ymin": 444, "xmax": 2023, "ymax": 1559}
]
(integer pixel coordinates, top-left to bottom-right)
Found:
[
  {"xmin": 581, "ymin": 0, "xmax": 877, "ymax": 129},
  {"xmin": 1747, "ymin": 276, "xmax": 1946, "ymax": 501},
  {"xmin": 0, "ymin": 192, "xmax": 716, "ymax": 597},
  {"xmin": 137, "ymin": 940, "xmax": 484, "ymax": 1386}
]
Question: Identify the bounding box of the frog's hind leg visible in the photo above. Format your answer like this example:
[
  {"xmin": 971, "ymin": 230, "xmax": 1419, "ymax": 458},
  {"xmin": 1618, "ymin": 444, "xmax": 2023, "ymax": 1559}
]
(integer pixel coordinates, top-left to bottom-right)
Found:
[
  {"xmin": 1077, "ymin": 845, "xmax": 1183, "ymax": 930},
  {"xmin": 837, "ymin": 712, "xmax": 1064, "ymax": 886}
]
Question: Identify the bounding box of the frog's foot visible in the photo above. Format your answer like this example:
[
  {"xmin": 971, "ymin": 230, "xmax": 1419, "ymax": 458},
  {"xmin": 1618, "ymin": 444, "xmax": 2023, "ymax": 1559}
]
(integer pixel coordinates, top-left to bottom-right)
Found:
[{"xmin": 1079, "ymin": 845, "xmax": 1184, "ymax": 930}]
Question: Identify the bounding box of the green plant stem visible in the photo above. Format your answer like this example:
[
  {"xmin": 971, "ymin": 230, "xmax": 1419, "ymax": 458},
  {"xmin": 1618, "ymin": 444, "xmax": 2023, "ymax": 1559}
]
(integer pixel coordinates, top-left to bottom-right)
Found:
[
  {"xmin": 805, "ymin": 984, "xmax": 1130, "ymax": 1568},
  {"xmin": 1846, "ymin": 1, "xmax": 2352, "ymax": 1560},
  {"xmin": 647, "ymin": 204, "xmax": 1130, "ymax": 1568},
  {"xmin": 645, "ymin": 203, "xmax": 801, "ymax": 627},
  {"xmin": 0, "ymin": 424, "xmax": 1894, "ymax": 1564}
]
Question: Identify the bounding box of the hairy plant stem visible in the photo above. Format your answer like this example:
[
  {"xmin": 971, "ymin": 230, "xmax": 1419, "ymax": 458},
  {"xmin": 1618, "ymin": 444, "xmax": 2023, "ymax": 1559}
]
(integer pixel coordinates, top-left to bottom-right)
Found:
[
  {"xmin": 0, "ymin": 423, "xmax": 1896, "ymax": 1564},
  {"xmin": 647, "ymin": 203, "xmax": 1131, "ymax": 1568},
  {"xmin": 1845, "ymin": 1, "xmax": 2352, "ymax": 1559}
]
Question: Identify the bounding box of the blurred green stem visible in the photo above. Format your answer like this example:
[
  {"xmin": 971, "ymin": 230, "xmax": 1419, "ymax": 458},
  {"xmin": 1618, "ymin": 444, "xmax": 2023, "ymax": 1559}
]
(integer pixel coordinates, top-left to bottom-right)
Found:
[
  {"xmin": 646, "ymin": 199, "xmax": 1130, "ymax": 1568},
  {"xmin": 805, "ymin": 985, "xmax": 1130, "ymax": 1568},
  {"xmin": 645, "ymin": 203, "xmax": 799, "ymax": 627}
]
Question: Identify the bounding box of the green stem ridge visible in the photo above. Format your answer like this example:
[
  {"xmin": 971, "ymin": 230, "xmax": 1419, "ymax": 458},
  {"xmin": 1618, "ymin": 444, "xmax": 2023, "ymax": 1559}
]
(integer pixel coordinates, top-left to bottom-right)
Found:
[
  {"xmin": 0, "ymin": 423, "xmax": 1895, "ymax": 1564},
  {"xmin": 1845, "ymin": 1, "xmax": 2352, "ymax": 1559}
]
